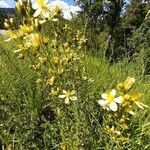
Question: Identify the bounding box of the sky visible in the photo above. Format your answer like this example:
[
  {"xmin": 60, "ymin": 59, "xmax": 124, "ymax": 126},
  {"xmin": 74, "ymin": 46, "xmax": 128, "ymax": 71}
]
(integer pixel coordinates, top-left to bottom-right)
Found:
[
  {"xmin": 0, "ymin": 0, "xmax": 129, "ymax": 19},
  {"xmin": 0, "ymin": 0, "xmax": 130, "ymax": 8},
  {"xmin": 0, "ymin": 0, "xmax": 75, "ymax": 8},
  {"xmin": 0, "ymin": 0, "xmax": 80, "ymax": 20}
]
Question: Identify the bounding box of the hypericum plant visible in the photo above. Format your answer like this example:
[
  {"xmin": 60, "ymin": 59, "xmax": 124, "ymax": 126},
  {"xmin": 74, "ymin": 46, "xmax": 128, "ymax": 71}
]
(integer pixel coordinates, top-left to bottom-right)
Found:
[
  {"xmin": 2, "ymin": 0, "xmax": 149, "ymax": 149},
  {"xmin": 3, "ymin": 0, "xmax": 88, "ymax": 149},
  {"xmin": 98, "ymin": 76, "xmax": 148, "ymax": 146}
]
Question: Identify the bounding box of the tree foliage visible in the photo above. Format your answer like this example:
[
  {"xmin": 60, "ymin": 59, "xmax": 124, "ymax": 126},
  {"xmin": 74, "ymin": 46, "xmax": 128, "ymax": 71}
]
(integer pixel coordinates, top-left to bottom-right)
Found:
[{"xmin": 75, "ymin": 0, "xmax": 150, "ymax": 62}]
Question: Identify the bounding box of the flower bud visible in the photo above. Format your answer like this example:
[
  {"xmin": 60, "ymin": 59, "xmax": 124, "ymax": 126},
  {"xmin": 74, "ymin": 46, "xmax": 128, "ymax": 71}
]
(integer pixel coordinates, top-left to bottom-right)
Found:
[
  {"xmin": 124, "ymin": 94, "xmax": 130, "ymax": 100},
  {"xmin": 116, "ymin": 83, "xmax": 124, "ymax": 90},
  {"xmin": 10, "ymin": 18, "xmax": 13, "ymax": 24},
  {"xmin": 4, "ymin": 22, "xmax": 10, "ymax": 29},
  {"xmin": 16, "ymin": 2, "xmax": 22, "ymax": 14},
  {"xmin": 123, "ymin": 76, "xmax": 135, "ymax": 91},
  {"xmin": 53, "ymin": 57, "xmax": 59, "ymax": 65}
]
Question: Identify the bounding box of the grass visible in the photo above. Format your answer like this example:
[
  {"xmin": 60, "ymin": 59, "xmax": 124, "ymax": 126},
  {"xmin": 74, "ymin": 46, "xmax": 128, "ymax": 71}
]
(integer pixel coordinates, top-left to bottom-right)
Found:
[{"xmin": 0, "ymin": 32, "xmax": 150, "ymax": 150}]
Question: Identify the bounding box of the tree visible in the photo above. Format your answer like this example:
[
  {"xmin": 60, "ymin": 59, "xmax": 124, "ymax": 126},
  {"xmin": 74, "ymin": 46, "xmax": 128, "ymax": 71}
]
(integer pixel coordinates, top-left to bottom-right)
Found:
[{"xmin": 123, "ymin": 0, "xmax": 149, "ymax": 29}]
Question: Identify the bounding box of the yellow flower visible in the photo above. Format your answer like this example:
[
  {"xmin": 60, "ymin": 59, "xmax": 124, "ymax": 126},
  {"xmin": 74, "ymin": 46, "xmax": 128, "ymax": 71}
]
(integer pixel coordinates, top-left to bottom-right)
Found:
[
  {"xmin": 31, "ymin": 33, "xmax": 42, "ymax": 47},
  {"xmin": 42, "ymin": 36, "xmax": 49, "ymax": 44},
  {"xmin": 50, "ymin": 88, "xmax": 60, "ymax": 96},
  {"xmin": 98, "ymin": 89, "xmax": 124, "ymax": 111},
  {"xmin": 59, "ymin": 90, "xmax": 77, "ymax": 104},
  {"xmin": 108, "ymin": 126, "xmax": 121, "ymax": 136},
  {"xmin": 124, "ymin": 94, "xmax": 130, "ymax": 100},
  {"xmin": 5, "ymin": 30, "xmax": 19, "ymax": 42},
  {"xmin": 119, "ymin": 136, "xmax": 128, "ymax": 143},
  {"xmin": 6, "ymin": 144, "xmax": 12, "ymax": 150},
  {"xmin": 46, "ymin": 76, "xmax": 55, "ymax": 85},
  {"xmin": 39, "ymin": 57, "xmax": 47, "ymax": 65},
  {"xmin": 36, "ymin": 78, "xmax": 43, "ymax": 84},
  {"xmin": 130, "ymin": 93, "xmax": 142, "ymax": 101},
  {"xmin": 24, "ymin": 33, "xmax": 41, "ymax": 48},
  {"xmin": 117, "ymin": 77, "xmax": 135, "ymax": 91},
  {"xmin": 19, "ymin": 25, "xmax": 33, "ymax": 34},
  {"xmin": 53, "ymin": 57, "xmax": 60, "ymax": 65},
  {"xmin": 18, "ymin": 0, "xmax": 27, "ymax": 5},
  {"xmin": 32, "ymin": 0, "xmax": 50, "ymax": 18}
]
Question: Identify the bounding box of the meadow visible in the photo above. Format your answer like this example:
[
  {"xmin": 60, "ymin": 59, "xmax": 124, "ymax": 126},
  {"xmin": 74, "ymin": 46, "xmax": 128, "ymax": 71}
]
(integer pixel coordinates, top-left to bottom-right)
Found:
[{"xmin": 0, "ymin": 0, "xmax": 150, "ymax": 149}]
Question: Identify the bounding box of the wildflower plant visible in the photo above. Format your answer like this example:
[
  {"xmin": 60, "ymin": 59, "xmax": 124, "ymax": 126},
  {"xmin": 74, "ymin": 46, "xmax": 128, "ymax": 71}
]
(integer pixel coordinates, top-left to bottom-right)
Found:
[
  {"xmin": 3, "ymin": 0, "xmax": 88, "ymax": 149},
  {"xmin": 1, "ymin": 0, "xmax": 149, "ymax": 149},
  {"xmin": 98, "ymin": 76, "xmax": 148, "ymax": 147}
]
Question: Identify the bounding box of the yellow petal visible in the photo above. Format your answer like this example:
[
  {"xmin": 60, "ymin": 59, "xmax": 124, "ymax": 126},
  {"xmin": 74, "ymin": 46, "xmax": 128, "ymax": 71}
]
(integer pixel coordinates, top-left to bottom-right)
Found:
[
  {"xmin": 124, "ymin": 94, "xmax": 130, "ymax": 100},
  {"xmin": 123, "ymin": 76, "xmax": 135, "ymax": 91},
  {"xmin": 46, "ymin": 76, "xmax": 55, "ymax": 85},
  {"xmin": 130, "ymin": 93, "xmax": 142, "ymax": 101}
]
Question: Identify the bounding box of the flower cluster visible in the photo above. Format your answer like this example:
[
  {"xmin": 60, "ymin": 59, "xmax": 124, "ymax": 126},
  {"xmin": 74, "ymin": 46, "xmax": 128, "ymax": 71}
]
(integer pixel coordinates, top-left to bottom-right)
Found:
[
  {"xmin": 4, "ymin": 0, "xmax": 87, "ymax": 107},
  {"xmin": 98, "ymin": 77, "xmax": 148, "ymax": 112},
  {"xmin": 98, "ymin": 77, "xmax": 148, "ymax": 146}
]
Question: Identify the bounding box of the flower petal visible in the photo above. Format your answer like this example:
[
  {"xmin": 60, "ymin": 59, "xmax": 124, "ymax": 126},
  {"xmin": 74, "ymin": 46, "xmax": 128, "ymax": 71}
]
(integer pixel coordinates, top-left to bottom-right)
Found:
[
  {"xmin": 109, "ymin": 102, "xmax": 118, "ymax": 111},
  {"xmin": 34, "ymin": 8, "xmax": 41, "ymax": 17},
  {"xmin": 114, "ymin": 96, "xmax": 124, "ymax": 104},
  {"xmin": 39, "ymin": 19, "xmax": 46, "ymax": 24},
  {"xmin": 42, "ymin": 9, "xmax": 50, "ymax": 18},
  {"xmin": 4, "ymin": 38, "xmax": 11, "ymax": 42},
  {"xmin": 14, "ymin": 49, "xmax": 21, "ymax": 53},
  {"xmin": 32, "ymin": 2, "xmax": 39, "ymax": 10},
  {"xmin": 58, "ymin": 95, "xmax": 66, "ymax": 99},
  {"xmin": 71, "ymin": 90, "xmax": 76, "ymax": 95},
  {"xmin": 101, "ymin": 93, "xmax": 107, "ymax": 99},
  {"xmin": 111, "ymin": 89, "xmax": 116, "ymax": 97},
  {"xmin": 62, "ymin": 90, "xmax": 67, "ymax": 94},
  {"xmin": 65, "ymin": 97, "xmax": 70, "ymax": 104},
  {"xmin": 98, "ymin": 100, "xmax": 107, "ymax": 106},
  {"xmin": 18, "ymin": 0, "xmax": 22, "ymax": 5},
  {"xmin": 70, "ymin": 96, "xmax": 77, "ymax": 101},
  {"xmin": 45, "ymin": 0, "xmax": 49, "ymax": 4}
]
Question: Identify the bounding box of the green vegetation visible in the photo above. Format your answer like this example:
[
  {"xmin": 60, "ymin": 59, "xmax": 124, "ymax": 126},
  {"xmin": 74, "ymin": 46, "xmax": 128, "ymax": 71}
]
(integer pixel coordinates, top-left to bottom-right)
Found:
[{"xmin": 0, "ymin": 0, "xmax": 150, "ymax": 149}]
